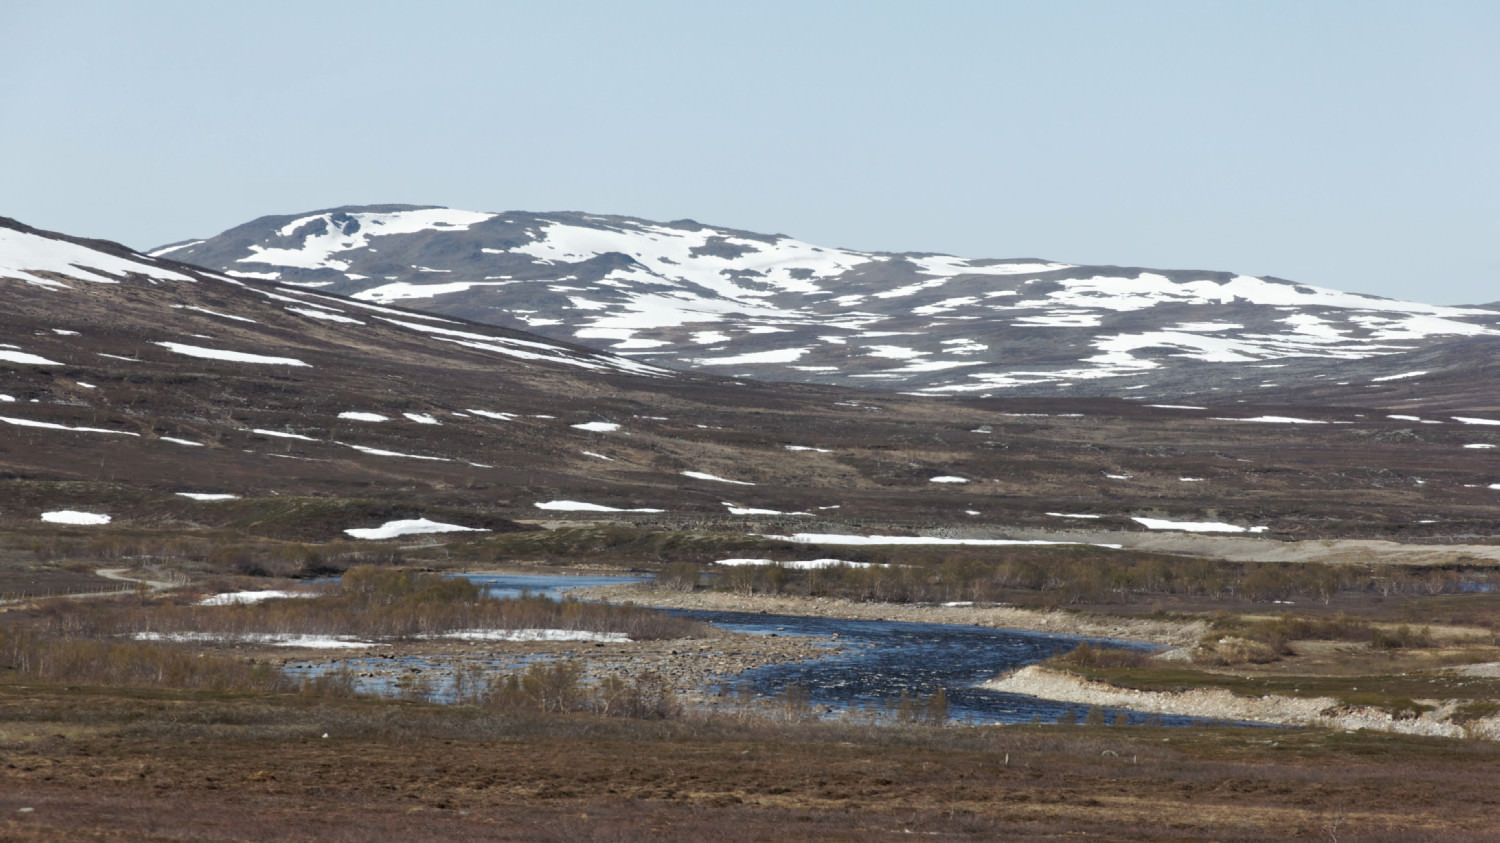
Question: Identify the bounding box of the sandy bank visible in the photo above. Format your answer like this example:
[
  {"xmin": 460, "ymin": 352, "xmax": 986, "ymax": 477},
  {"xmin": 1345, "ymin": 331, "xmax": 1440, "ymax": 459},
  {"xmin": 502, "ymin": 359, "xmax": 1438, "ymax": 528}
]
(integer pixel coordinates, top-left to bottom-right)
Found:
[
  {"xmin": 986, "ymin": 665, "xmax": 1500, "ymax": 740},
  {"xmin": 570, "ymin": 582, "xmax": 1208, "ymax": 648}
]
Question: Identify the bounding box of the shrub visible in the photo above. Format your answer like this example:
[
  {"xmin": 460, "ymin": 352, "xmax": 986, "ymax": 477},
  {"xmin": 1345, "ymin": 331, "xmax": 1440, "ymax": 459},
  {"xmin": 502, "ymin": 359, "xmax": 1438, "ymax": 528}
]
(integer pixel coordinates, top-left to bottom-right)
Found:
[
  {"xmin": 0, "ymin": 627, "xmax": 291, "ymax": 693},
  {"xmin": 1192, "ymin": 635, "xmax": 1283, "ymax": 666},
  {"xmin": 483, "ymin": 661, "xmax": 681, "ymax": 719},
  {"xmin": 883, "ymin": 688, "xmax": 948, "ymax": 725},
  {"xmin": 656, "ymin": 561, "xmax": 701, "ymax": 592},
  {"xmin": 596, "ymin": 671, "xmax": 681, "ymax": 719},
  {"xmin": 1055, "ymin": 642, "xmax": 1152, "ymax": 669},
  {"xmin": 1371, "ymin": 624, "xmax": 1434, "ymax": 650},
  {"xmin": 34, "ymin": 567, "xmax": 712, "ymax": 642}
]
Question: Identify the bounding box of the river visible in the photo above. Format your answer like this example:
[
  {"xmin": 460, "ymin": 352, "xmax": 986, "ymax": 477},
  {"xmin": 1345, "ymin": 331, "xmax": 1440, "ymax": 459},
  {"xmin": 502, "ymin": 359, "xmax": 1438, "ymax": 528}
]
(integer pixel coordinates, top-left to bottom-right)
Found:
[
  {"xmin": 287, "ymin": 573, "xmax": 1231, "ymax": 726},
  {"xmin": 470, "ymin": 573, "xmax": 1227, "ymax": 726}
]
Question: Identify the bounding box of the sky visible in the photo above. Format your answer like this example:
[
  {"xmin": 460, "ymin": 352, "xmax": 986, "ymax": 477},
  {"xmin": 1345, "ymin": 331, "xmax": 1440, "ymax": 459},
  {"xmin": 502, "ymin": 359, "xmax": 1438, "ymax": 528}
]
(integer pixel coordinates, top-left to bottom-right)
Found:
[{"xmin": 3, "ymin": 1, "xmax": 1496, "ymax": 305}]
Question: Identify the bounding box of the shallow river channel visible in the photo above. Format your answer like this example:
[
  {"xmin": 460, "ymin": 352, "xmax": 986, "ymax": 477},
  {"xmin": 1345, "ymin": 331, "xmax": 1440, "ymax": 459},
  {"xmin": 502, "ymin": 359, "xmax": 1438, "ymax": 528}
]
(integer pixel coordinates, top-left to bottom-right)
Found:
[{"xmin": 293, "ymin": 573, "xmax": 1229, "ymax": 727}]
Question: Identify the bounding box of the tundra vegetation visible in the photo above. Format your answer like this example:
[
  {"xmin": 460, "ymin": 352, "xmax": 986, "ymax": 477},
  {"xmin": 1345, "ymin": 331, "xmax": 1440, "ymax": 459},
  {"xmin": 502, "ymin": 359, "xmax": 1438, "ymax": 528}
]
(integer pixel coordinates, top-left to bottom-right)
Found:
[{"xmin": 5, "ymin": 522, "xmax": 1500, "ymax": 840}]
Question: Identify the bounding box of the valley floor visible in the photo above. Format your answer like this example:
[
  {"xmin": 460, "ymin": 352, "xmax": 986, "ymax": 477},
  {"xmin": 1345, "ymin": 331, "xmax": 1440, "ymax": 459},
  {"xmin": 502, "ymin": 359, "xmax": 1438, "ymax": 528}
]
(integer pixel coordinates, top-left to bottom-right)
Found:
[{"xmin": 567, "ymin": 579, "xmax": 1500, "ymax": 740}]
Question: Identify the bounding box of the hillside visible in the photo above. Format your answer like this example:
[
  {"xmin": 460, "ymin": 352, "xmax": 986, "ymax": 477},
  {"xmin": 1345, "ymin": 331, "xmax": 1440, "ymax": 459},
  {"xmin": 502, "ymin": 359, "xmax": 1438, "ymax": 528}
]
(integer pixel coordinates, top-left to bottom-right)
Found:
[
  {"xmin": 154, "ymin": 205, "xmax": 1500, "ymax": 406},
  {"xmin": 3, "ymin": 215, "xmax": 1499, "ymax": 542}
]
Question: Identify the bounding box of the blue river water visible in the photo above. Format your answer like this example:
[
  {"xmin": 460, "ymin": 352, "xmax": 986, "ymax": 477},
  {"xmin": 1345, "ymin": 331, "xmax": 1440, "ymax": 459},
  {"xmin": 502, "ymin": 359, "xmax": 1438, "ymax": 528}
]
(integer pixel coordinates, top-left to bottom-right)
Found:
[{"xmin": 436, "ymin": 573, "xmax": 1232, "ymax": 727}]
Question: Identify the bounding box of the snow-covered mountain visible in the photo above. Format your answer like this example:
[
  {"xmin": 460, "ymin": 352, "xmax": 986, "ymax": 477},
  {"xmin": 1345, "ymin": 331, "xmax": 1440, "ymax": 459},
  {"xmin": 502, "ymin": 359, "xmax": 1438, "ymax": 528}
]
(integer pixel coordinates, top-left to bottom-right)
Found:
[
  {"xmin": 1, "ymin": 216, "xmax": 669, "ymax": 380},
  {"xmin": 154, "ymin": 205, "xmax": 1500, "ymax": 400},
  {"xmin": 7, "ymin": 214, "xmax": 1500, "ymax": 541}
]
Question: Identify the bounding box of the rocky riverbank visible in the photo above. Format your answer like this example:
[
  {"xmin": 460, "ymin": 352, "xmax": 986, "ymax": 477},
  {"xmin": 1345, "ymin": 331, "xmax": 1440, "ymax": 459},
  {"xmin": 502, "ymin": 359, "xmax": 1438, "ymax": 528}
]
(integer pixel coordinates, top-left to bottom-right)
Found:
[{"xmin": 279, "ymin": 626, "xmax": 840, "ymax": 708}]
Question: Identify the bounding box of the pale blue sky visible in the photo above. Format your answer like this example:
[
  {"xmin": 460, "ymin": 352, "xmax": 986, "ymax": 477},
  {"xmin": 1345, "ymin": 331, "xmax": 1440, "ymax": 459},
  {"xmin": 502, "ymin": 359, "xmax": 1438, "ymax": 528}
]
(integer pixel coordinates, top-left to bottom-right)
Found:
[{"xmin": 3, "ymin": 1, "xmax": 1496, "ymax": 304}]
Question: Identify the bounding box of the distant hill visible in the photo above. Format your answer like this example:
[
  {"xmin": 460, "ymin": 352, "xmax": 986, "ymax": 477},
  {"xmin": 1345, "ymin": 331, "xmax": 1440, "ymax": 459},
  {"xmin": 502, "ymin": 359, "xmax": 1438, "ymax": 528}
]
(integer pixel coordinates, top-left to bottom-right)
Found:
[{"xmin": 154, "ymin": 205, "xmax": 1500, "ymax": 406}]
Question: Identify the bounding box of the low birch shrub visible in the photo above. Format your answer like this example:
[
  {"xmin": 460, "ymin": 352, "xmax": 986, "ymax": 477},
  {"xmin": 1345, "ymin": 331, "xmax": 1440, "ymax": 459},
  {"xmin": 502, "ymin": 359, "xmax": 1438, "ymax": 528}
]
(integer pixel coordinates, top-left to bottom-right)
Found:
[
  {"xmin": 28, "ymin": 567, "xmax": 711, "ymax": 642},
  {"xmin": 0, "ymin": 627, "xmax": 289, "ymax": 692}
]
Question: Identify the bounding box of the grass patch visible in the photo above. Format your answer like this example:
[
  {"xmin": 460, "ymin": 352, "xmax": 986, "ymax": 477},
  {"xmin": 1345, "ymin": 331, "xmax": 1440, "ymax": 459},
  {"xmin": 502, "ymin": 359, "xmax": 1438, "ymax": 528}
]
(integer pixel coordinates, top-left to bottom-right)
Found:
[{"xmin": 1193, "ymin": 613, "xmax": 1442, "ymax": 665}]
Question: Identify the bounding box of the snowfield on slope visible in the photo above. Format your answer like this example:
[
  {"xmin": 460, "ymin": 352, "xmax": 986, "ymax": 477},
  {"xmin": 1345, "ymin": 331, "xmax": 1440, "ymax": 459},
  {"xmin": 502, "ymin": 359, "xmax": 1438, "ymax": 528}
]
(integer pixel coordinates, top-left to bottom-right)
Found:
[{"xmin": 154, "ymin": 204, "xmax": 1500, "ymax": 397}]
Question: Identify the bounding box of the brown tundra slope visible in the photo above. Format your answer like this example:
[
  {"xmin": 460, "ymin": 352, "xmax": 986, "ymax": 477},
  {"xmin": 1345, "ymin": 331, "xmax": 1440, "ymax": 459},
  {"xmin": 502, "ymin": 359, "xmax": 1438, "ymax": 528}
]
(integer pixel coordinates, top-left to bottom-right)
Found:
[{"xmin": 3, "ymin": 215, "xmax": 1500, "ymax": 541}]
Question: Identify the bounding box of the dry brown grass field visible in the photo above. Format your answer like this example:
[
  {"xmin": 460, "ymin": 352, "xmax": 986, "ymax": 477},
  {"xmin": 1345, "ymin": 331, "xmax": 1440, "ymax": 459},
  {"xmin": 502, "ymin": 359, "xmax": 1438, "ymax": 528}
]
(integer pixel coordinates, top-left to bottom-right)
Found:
[
  {"xmin": 3, "ymin": 550, "xmax": 1500, "ymax": 841},
  {"xmin": 6, "ymin": 681, "xmax": 1500, "ymax": 842}
]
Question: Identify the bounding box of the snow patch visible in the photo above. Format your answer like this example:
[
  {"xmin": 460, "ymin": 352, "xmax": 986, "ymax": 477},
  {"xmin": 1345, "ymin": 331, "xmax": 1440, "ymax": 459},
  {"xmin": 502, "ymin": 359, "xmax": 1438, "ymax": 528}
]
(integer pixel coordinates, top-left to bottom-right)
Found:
[
  {"xmin": 1, "ymin": 416, "xmax": 139, "ymax": 436},
  {"xmin": 133, "ymin": 632, "xmax": 373, "ymax": 648},
  {"xmin": 253, "ymin": 428, "xmax": 317, "ymax": 441},
  {"xmin": 0, "ymin": 227, "xmax": 194, "ymax": 286},
  {"xmin": 41, "ymin": 510, "xmax": 111, "ymax": 525},
  {"xmin": 0, "ymin": 349, "xmax": 63, "ymax": 366},
  {"xmin": 343, "ymin": 518, "xmax": 488, "ymax": 540},
  {"xmin": 466, "ymin": 410, "xmax": 516, "ymax": 421},
  {"xmin": 435, "ymin": 629, "xmax": 631, "ymax": 643},
  {"xmin": 340, "ymin": 443, "xmax": 451, "ymax": 461},
  {"xmin": 197, "ymin": 590, "xmax": 317, "ymax": 606},
  {"xmin": 1132, "ymin": 517, "xmax": 1265, "ymax": 533},
  {"xmin": 533, "ymin": 500, "xmax": 664, "ymax": 513},
  {"xmin": 173, "ymin": 304, "xmax": 257, "ymax": 323},
  {"xmin": 692, "ymin": 347, "xmax": 809, "ymax": 366},
  {"xmin": 155, "ymin": 342, "xmax": 309, "ymax": 367},
  {"xmin": 287, "ymin": 306, "xmax": 364, "ymax": 324},
  {"xmin": 1211, "ymin": 416, "xmax": 1327, "ymax": 424},
  {"xmin": 241, "ymin": 208, "xmax": 496, "ymax": 272},
  {"xmin": 712, "ymin": 558, "xmax": 876, "ymax": 569},
  {"xmin": 763, "ymin": 533, "xmax": 1121, "ymax": 548},
  {"xmin": 681, "ymin": 471, "xmax": 755, "ymax": 485}
]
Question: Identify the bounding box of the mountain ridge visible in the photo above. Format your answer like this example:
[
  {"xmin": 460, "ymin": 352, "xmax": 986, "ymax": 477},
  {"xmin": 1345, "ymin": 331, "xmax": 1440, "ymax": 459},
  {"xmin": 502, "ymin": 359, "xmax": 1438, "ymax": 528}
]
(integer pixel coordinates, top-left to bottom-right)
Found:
[{"xmin": 153, "ymin": 205, "xmax": 1500, "ymax": 404}]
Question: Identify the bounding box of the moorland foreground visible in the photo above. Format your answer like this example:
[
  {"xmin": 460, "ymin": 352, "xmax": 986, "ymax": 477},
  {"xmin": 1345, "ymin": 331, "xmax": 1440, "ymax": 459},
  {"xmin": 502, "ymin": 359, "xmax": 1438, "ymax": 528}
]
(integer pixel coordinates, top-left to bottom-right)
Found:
[{"xmin": 5, "ymin": 528, "xmax": 1500, "ymax": 842}]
